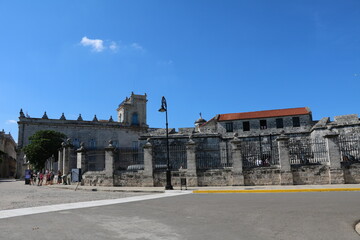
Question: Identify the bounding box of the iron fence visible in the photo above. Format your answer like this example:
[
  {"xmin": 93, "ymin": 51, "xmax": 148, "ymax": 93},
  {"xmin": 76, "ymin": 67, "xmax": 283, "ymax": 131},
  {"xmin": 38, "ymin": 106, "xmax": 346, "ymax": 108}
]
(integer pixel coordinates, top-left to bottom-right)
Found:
[
  {"xmin": 241, "ymin": 135, "xmax": 279, "ymax": 168},
  {"xmin": 196, "ymin": 143, "xmax": 232, "ymax": 169},
  {"xmin": 289, "ymin": 137, "xmax": 328, "ymax": 165},
  {"xmin": 339, "ymin": 134, "xmax": 360, "ymax": 163},
  {"xmin": 220, "ymin": 142, "xmax": 233, "ymax": 168},
  {"xmin": 87, "ymin": 150, "xmax": 105, "ymax": 171},
  {"xmin": 153, "ymin": 144, "xmax": 187, "ymax": 170},
  {"xmin": 116, "ymin": 147, "xmax": 144, "ymax": 171}
]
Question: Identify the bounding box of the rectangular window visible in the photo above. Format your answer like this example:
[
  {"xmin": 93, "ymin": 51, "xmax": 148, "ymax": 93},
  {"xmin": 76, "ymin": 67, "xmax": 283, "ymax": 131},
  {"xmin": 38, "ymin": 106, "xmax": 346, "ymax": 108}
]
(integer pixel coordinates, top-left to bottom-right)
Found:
[
  {"xmin": 276, "ymin": 118, "xmax": 284, "ymax": 128},
  {"xmin": 243, "ymin": 121, "xmax": 250, "ymax": 131},
  {"xmin": 260, "ymin": 120, "xmax": 267, "ymax": 130},
  {"xmin": 132, "ymin": 141, "xmax": 138, "ymax": 149},
  {"xmin": 89, "ymin": 139, "xmax": 96, "ymax": 149},
  {"xmin": 225, "ymin": 122, "xmax": 233, "ymax": 132},
  {"xmin": 292, "ymin": 117, "xmax": 300, "ymax": 127},
  {"xmin": 73, "ymin": 138, "xmax": 80, "ymax": 148}
]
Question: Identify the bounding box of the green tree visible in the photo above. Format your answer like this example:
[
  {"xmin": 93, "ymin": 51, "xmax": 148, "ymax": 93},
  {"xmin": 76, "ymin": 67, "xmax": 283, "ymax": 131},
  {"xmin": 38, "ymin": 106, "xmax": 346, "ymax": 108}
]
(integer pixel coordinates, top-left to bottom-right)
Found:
[{"xmin": 23, "ymin": 130, "xmax": 66, "ymax": 170}]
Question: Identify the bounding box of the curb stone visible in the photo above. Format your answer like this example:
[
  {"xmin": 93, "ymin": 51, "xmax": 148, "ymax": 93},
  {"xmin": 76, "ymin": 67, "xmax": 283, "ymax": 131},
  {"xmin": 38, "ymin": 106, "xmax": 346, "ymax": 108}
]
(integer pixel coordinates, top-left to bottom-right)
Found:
[{"xmin": 193, "ymin": 188, "xmax": 360, "ymax": 193}]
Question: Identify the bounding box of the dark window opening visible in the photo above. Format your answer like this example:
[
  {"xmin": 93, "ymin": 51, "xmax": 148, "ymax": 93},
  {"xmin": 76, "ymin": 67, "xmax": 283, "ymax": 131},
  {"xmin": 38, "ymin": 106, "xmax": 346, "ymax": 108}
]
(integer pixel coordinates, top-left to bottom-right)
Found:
[
  {"xmin": 225, "ymin": 122, "xmax": 233, "ymax": 132},
  {"xmin": 131, "ymin": 113, "xmax": 139, "ymax": 126},
  {"xmin": 292, "ymin": 117, "xmax": 300, "ymax": 127},
  {"xmin": 276, "ymin": 118, "xmax": 284, "ymax": 128},
  {"xmin": 260, "ymin": 120, "xmax": 267, "ymax": 130},
  {"xmin": 243, "ymin": 121, "xmax": 250, "ymax": 131},
  {"xmin": 89, "ymin": 139, "xmax": 96, "ymax": 149},
  {"xmin": 73, "ymin": 138, "xmax": 80, "ymax": 148}
]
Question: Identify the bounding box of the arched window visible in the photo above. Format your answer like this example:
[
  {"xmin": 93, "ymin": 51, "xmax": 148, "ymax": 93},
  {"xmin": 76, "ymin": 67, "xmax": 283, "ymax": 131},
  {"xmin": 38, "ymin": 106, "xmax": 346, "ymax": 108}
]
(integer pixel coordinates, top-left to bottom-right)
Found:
[
  {"xmin": 119, "ymin": 113, "xmax": 123, "ymax": 122},
  {"xmin": 131, "ymin": 113, "xmax": 139, "ymax": 126}
]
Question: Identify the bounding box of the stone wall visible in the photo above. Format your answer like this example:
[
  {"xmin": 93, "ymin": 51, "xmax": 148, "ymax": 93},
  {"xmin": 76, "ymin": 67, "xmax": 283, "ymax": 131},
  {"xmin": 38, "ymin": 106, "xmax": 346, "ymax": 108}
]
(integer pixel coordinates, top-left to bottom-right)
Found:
[
  {"xmin": 342, "ymin": 163, "xmax": 360, "ymax": 184},
  {"xmin": 80, "ymin": 163, "xmax": 360, "ymax": 187},
  {"xmin": 292, "ymin": 165, "xmax": 330, "ymax": 185},
  {"xmin": 114, "ymin": 171, "xmax": 146, "ymax": 187},
  {"xmin": 78, "ymin": 121, "xmax": 360, "ymax": 187},
  {"xmin": 197, "ymin": 169, "xmax": 233, "ymax": 186},
  {"xmin": 243, "ymin": 167, "xmax": 281, "ymax": 185},
  {"xmin": 82, "ymin": 171, "xmax": 114, "ymax": 186}
]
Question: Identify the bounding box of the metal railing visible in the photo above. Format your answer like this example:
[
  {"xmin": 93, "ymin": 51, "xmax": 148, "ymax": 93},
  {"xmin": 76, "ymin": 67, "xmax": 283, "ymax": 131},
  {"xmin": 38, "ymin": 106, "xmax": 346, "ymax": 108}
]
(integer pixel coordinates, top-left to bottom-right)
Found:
[
  {"xmin": 153, "ymin": 145, "xmax": 187, "ymax": 170},
  {"xmin": 289, "ymin": 137, "xmax": 328, "ymax": 165},
  {"xmin": 196, "ymin": 143, "xmax": 232, "ymax": 169},
  {"xmin": 87, "ymin": 150, "xmax": 105, "ymax": 171},
  {"xmin": 339, "ymin": 134, "xmax": 360, "ymax": 163},
  {"xmin": 116, "ymin": 147, "xmax": 144, "ymax": 171},
  {"xmin": 241, "ymin": 135, "xmax": 279, "ymax": 168}
]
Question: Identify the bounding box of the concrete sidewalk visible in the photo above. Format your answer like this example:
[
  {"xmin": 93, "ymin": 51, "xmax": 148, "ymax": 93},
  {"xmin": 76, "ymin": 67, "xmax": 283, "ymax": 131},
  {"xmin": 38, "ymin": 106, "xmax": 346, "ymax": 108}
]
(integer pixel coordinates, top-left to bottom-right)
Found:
[{"xmin": 46, "ymin": 182, "xmax": 360, "ymax": 193}]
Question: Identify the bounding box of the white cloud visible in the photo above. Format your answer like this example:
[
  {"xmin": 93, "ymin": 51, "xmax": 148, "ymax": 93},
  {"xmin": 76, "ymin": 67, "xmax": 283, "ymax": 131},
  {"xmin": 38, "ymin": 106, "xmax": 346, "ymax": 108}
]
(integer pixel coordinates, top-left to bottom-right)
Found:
[
  {"xmin": 131, "ymin": 43, "xmax": 143, "ymax": 51},
  {"xmin": 80, "ymin": 36, "xmax": 105, "ymax": 52},
  {"xmin": 79, "ymin": 37, "xmax": 145, "ymax": 53},
  {"xmin": 109, "ymin": 41, "xmax": 118, "ymax": 52},
  {"xmin": 6, "ymin": 120, "xmax": 17, "ymax": 124}
]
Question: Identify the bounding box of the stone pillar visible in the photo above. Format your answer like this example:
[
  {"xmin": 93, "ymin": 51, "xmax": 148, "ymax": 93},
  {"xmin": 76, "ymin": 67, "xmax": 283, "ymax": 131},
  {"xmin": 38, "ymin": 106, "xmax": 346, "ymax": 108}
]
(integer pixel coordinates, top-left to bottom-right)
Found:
[
  {"xmin": 76, "ymin": 142, "xmax": 87, "ymax": 172},
  {"xmin": 324, "ymin": 132, "xmax": 344, "ymax": 184},
  {"xmin": 105, "ymin": 140, "xmax": 115, "ymax": 177},
  {"xmin": 277, "ymin": 135, "xmax": 293, "ymax": 185},
  {"xmin": 186, "ymin": 137, "xmax": 198, "ymax": 187},
  {"xmin": 143, "ymin": 139, "xmax": 154, "ymax": 187},
  {"xmin": 230, "ymin": 134, "xmax": 244, "ymax": 186},
  {"xmin": 58, "ymin": 148, "xmax": 63, "ymax": 173},
  {"xmin": 62, "ymin": 142, "xmax": 71, "ymax": 175}
]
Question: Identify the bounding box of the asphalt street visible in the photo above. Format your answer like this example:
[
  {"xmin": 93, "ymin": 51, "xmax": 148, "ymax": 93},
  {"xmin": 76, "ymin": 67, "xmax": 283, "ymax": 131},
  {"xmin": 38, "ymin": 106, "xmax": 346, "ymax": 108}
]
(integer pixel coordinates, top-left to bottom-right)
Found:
[{"xmin": 1, "ymin": 191, "xmax": 360, "ymax": 240}]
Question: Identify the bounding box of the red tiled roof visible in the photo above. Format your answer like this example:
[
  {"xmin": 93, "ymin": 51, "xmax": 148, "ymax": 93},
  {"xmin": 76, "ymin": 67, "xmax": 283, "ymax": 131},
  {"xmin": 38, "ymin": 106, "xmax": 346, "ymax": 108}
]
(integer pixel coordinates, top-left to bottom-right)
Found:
[{"xmin": 218, "ymin": 107, "xmax": 311, "ymax": 121}]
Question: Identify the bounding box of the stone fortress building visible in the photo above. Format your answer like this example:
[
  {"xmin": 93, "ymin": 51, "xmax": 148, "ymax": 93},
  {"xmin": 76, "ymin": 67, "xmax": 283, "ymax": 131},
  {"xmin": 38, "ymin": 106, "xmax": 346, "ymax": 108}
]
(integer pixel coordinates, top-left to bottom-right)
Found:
[
  {"xmin": 17, "ymin": 92, "xmax": 360, "ymax": 187},
  {"xmin": 17, "ymin": 92, "xmax": 148, "ymax": 178},
  {"xmin": 0, "ymin": 130, "xmax": 17, "ymax": 178}
]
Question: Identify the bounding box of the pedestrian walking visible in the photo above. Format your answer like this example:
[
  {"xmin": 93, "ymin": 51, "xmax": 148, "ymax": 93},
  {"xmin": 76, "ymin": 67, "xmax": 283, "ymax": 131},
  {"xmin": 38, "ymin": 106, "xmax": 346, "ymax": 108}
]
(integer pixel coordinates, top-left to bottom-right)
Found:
[
  {"xmin": 38, "ymin": 172, "xmax": 44, "ymax": 186},
  {"xmin": 57, "ymin": 170, "xmax": 62, "ymax": 184},
  {"xmin": 46, "ymin": 170, "xmax": 51, "ymax": 185},
  {"xmin": 32, "ymin": 172, "xmax": 37, "ymax": 185},
  {"xmin": 50, "ymin": 170, "xmax": 54, "ymax": 185}
]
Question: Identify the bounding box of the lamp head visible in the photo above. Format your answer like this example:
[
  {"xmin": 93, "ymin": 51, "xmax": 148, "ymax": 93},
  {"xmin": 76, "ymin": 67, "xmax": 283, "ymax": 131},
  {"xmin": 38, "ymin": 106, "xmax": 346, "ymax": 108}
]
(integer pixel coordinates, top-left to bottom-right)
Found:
[
  {"xmin": 158, "ymin": 107, "xmax": 166, "ymax": 112},
  {"xmin": 159, "ymin": 96, "xmax": 167, "ymax": 112}
]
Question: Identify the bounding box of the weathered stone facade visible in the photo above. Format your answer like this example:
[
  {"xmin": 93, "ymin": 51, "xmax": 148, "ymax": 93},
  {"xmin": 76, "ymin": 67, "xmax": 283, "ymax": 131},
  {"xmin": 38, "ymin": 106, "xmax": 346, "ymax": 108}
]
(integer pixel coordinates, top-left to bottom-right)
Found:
[
  {"xmin": 17, "ymin": 94, "xmax": 360, "ymax": 187},
  {"xmin": 16, "ymin": 93, "xmax": 148, "ymax": 178},
  {"xmin": 0, "ymin": 131, "xmax": 17, "ymax": 178}
]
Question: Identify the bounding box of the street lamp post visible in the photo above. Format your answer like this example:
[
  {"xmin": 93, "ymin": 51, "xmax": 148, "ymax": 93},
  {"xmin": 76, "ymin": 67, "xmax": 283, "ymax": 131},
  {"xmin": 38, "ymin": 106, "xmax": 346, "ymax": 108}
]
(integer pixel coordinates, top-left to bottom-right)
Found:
[{"xmin": 158, "ymin": 96, "xmax": 173, "ymax": 190}]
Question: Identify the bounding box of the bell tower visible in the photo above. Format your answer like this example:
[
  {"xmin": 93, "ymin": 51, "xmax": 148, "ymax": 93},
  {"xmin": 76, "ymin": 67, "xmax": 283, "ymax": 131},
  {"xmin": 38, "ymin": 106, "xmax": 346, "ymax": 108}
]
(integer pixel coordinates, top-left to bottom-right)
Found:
[{"xmin": 116, "ymin": 92, "xmax": 148, "ymax": 127}]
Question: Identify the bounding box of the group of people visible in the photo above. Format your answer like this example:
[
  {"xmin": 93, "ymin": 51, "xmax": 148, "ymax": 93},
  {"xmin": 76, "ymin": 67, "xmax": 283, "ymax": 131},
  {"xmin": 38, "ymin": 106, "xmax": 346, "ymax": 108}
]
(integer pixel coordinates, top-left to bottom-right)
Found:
[{"xmin": 29, "ymin": 170, "xmax": 63, "ymax": 186}]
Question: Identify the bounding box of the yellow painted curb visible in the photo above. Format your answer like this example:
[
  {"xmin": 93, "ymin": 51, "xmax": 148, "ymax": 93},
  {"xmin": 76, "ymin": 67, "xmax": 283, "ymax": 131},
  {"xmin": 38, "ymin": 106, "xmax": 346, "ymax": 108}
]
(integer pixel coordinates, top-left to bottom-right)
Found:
[{"xmin": 193, "ymin": 188, "xmax": 360, "ymax": 193}]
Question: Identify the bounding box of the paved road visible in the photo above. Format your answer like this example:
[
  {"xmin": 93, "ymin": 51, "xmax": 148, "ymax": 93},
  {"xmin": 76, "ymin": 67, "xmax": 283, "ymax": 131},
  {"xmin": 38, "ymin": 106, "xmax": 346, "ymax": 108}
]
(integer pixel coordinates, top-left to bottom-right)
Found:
[
  {"xmin": 0, "ymin": 180, "xmax": 151, "ymax": 210},
  {"xmin": 1, "ymin": 189, "xmax": 360, "ymax": 240}
]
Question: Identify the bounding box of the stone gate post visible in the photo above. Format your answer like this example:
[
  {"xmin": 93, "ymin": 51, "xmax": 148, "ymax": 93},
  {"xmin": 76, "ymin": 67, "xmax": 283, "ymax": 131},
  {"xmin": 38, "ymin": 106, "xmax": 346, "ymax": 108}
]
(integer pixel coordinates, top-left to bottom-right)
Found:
[
  {"xmin": 186, "ymin": 137, "xmax": 198, "ymax": 187},
  {"xmin": 76, "ymin": 142, "xmax": 87, "ymax": 172},
  {"xmin": 58, "ymin": 148, "xmax": 63, "ymax": 174},
  {"xmin": 324, "ymin": 132, "xmax": 345, "ymax": 184},
  {"xmin": 276, "ymin": 134, "xmax": 293, "ymax": 185},
  {"xmin": 105, "ymin": 140, "xmax": 115, "ymax": 177},
  {"xmin": 143, "ymin": 139, "xmax": 155, "ymax": 187},
  {"xmin": 230, "ymin": 134, "xmax": 244, "ymax": 186},
  {"xmin": 62, "ymin": 141, "xmax": 72, "ymax": 176}
]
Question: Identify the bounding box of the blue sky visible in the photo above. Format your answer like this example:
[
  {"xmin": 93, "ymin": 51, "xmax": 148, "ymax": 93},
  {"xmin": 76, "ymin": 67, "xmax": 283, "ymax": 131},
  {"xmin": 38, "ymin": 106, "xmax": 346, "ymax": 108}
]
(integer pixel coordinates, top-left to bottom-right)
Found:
[{"xmin": 1, "ymin": 1, "xmax": 359, "ymax": 143}]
